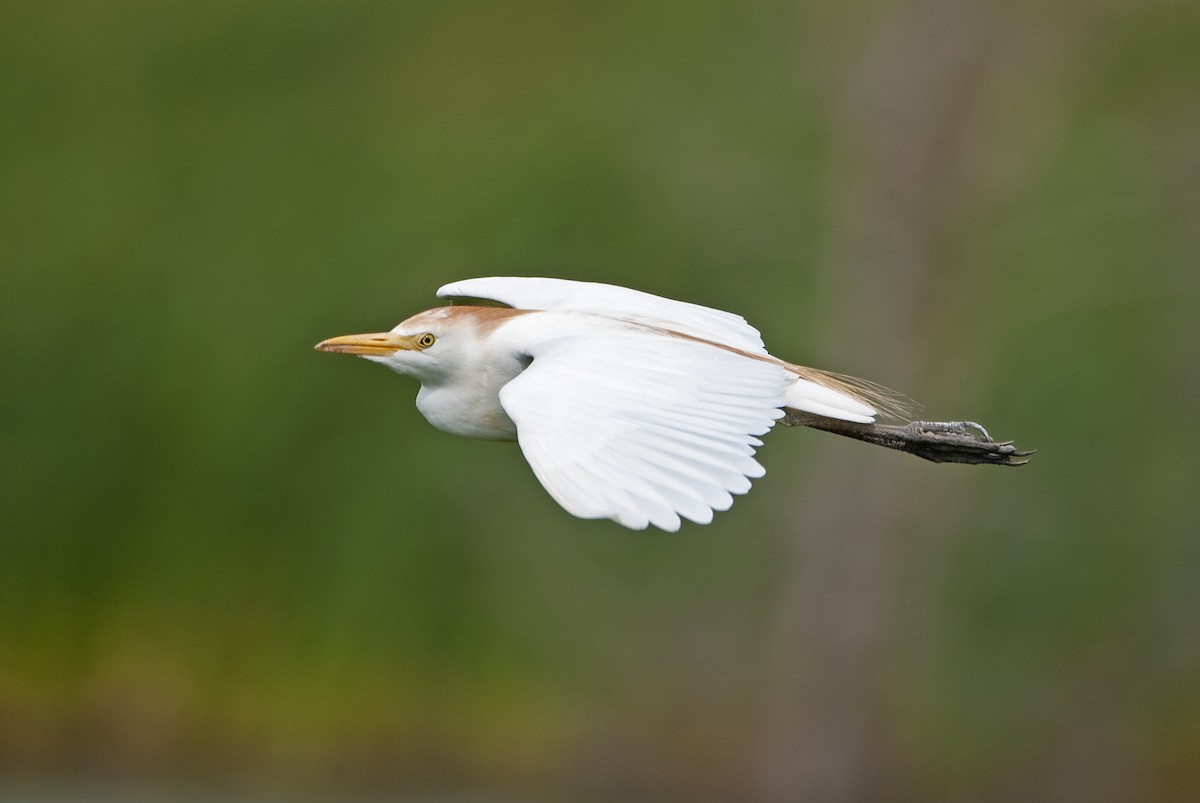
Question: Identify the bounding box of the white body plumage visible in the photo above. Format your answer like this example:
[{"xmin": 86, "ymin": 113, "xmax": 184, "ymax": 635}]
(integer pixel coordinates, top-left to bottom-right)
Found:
[{"xmin": 317, "ymin": 277, "xmax": 884, "ymax": 531}]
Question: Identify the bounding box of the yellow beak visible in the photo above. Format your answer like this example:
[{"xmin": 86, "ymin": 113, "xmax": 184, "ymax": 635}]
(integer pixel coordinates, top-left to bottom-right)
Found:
[{"xmin": 314, "ymin": 332, "xmax": 418, "ymax": 356}]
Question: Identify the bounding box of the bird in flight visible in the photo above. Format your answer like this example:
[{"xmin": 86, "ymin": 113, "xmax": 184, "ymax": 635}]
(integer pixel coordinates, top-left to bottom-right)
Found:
[{"xmin": 316, "ymin": 277, "xmax": 1028, "ymax": 531}]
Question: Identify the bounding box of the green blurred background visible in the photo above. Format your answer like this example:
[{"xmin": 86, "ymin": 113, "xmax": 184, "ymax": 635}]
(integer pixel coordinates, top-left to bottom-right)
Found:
[{"xmin": 2, "ymin": 1, "xmax": 1198, "ymax": 801}]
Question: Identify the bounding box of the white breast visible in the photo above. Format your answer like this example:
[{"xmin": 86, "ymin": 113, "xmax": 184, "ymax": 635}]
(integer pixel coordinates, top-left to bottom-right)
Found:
[{"xmin": 415, "ymin": 382, "xmax": 518, "ymax": 440}]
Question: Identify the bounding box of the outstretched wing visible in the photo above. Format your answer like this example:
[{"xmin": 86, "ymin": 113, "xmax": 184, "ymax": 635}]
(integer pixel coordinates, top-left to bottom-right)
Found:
[
  {"xmin": 438, "ymin": 276, "xmax": 768, "ymax": 355},
  {"xmin": 497, "ymin": 327, "xmax": 789, "ymax": 531}
]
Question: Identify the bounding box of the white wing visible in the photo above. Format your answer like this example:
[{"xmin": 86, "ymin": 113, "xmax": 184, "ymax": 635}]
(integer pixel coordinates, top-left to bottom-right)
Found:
[
  {"xmin": 497, "ymin": 326, "xmax": 789, "ymax": 531},
  {"xmin": 438, "ymin": 276, "xmax": 768, "ymax": 355}
]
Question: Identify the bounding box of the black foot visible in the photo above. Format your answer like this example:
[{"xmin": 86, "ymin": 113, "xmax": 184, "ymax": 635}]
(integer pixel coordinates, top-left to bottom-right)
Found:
[{"xmin": 898, "ymin": 420, "xmax": 1034, "ymax": 466}]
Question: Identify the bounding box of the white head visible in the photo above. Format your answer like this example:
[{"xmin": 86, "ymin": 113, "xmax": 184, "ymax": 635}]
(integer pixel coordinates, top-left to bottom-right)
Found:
[{"xmin": 315, "ymin": 306, "xmax": 528, "ymax": 387}]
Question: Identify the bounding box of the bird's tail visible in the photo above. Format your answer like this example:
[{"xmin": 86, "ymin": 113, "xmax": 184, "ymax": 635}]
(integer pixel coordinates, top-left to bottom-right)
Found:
[{"xmin": 783, "ymin": 363, "xmax": 916, "ymax": 423}]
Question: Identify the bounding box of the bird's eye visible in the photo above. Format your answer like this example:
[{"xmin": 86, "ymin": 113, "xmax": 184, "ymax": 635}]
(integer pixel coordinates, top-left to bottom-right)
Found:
[{"xmin": 416, "ymin": 333, "xmax": 436, "ymax": 349}]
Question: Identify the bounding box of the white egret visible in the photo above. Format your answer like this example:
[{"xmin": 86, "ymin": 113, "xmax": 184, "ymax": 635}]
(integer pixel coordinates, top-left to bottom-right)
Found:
[{"xmin": 316, "ymin": 277, "xmax": 1028, "ymax": 531}]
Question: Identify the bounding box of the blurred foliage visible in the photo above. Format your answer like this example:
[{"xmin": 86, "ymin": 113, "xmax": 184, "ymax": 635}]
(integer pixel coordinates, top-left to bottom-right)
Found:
[{"xmin": 1, "ymin": 1, "xmax": 1198, "ymax": 801}]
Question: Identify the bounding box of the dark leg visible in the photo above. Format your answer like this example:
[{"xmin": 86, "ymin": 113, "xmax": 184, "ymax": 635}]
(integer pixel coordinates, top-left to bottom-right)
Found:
[{"xmin": 780, "ymin": 410, "xmax": 1034, "ymax": 466}]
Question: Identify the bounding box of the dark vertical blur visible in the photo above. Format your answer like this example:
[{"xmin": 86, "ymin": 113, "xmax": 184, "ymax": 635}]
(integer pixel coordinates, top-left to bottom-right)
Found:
[
  {"xmin": 1, "ymin": 1, "xmax": 1197, "ymax": 801},
  {"xmin": 761, "ymin": 3, "xmax": 995, "ymax": 799}
]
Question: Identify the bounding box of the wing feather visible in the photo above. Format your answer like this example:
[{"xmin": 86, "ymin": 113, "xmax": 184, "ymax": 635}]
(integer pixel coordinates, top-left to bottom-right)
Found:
[
  {"xmin": 497, "ymin": 327, "xmax": 788, "ymax": 531},
  {"xmin": 438, "ymin": 277, "xmax": 768, "ymax": 355}
]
